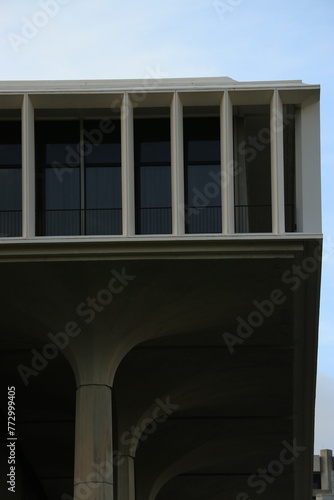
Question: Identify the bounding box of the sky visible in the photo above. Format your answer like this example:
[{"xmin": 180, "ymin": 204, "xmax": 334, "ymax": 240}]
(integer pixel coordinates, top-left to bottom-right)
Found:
[{"xmin": 0, "ymin": 0, "xmax": 333, "ymax": 454}]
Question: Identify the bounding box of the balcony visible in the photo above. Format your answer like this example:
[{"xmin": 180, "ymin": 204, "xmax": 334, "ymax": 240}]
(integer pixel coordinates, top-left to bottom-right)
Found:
[{"xmin": 0, "ymin": 78, "xmax": 321, "ymax": 240}]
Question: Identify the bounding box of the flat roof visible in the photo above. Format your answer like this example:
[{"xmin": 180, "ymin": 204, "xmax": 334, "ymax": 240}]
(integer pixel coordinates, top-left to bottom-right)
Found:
[{"xmin": 0, "ymin": 76, "xmax": 320, "ymax": 94}]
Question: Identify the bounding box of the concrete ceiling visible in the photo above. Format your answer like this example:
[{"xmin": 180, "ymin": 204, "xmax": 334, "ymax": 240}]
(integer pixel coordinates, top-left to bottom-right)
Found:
[{"xmin": 0, "ymin": 238, "xmax": 321, "ymax": 499}]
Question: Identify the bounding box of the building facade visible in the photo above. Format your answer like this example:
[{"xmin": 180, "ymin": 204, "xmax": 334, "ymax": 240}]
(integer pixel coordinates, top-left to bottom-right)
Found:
[
  {"xmin": 314, "ymin": 450, "xmax": 334, "ymax": 500},
  {"xmin": 0, "ymin": 77, "xmax": 322, "ymax": 500}
]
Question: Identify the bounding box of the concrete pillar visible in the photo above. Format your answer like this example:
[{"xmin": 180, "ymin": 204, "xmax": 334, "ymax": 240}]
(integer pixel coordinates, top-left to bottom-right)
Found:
[
  {"xmin": 270, "ymin": 90, "xmax": 285, "ymax": 234},
  {"xmin": 121, "ymin": 93, "xmax": 135, "ymax": 236},
  {"xmin": 295, "ymin": 93, "xmax": 321, "ymax": 233},
  {"xmin": 321, "ymin": 449, "xmax": 333, "ymax": 492},
  {"xmin": 220, "ymin": 91, "xmax": 234, "ymax": 234},
  {"xmin": 74, "ymin": 384, "xmax": 113, "ymax": 500},
  {"xmin": 171, "ymin": 92, "xmax": 185, "ymax": 235},
  {"xmin": 22, "ymin": 94, "xmax": 35, "ymax": 237},
  {"xmin": 118, "ymin": 455, "xmax": 135, "ymax": 500}
]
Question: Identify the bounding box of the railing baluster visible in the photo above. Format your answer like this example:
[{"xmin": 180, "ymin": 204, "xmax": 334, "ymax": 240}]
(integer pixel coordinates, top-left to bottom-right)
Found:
[
  {"xmin": 1, "ymin": 204, "xmax": 295, "ymax": 238},
  {"xmin": 0, "ymin": 210, "xmax": 22, "ymax": 237}
]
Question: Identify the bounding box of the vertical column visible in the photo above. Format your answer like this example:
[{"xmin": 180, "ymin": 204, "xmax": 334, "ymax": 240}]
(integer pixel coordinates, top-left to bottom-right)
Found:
[
  {"xmin": 22, "ymin": 94, "xmax": 35, "ymax": 238},
  {"xmin": 295, "ymin": 93, "xmax": 321, "ymax": 234},
  {"xmin": 79, "ymin": 118, "xmax": 85, "ymax": 235},
  {"xmin": 118, "ymin": 455, "xmax": 135, "ymax": 500},
  {"xmin": 171, "ymin": 92, "xmax": 185, "ymax": 235},
  {"xmin": 74, "ymin": 384, "xmax": 113, "ymax": 500},
  {"xmin": 220, "ymin": 91, "xmax": 234, "ymax": 234},
  {"xmin": 121, "ymin": 93, "xmax": 135, "ymax": 236},
  {"xmin": 270, "ymin": 90, "xmax": 285, "ymax": 234},
  {"xmin": 320, "ymin": 449, "xmax": 333, "ymax": 492}
]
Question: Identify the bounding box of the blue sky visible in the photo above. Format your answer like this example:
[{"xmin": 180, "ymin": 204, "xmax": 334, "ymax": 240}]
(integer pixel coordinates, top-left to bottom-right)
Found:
[{"xmin": 0, "ymin": 0, "xmax": 333, "ymax": 453}]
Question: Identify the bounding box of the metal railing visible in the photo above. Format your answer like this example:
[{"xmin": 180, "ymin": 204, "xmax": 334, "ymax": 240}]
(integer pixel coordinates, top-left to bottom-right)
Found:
[
  {"xmin": 136, "ymin": 207, "xmax": 172, "ymax": 234},
  {"xmin": 0, "ymin": 205, "xmax": 296, "ymax": 237},
  {"xmin": 235, "ymin": 204, "xmax": 296, "ymax": 233},
  {"xmin": 185, "ymin": 205, "xmax": 222, "ymax": 234},
  {"xmin": 234, "ymin": 205, "xmax": 272, "ymax": 233},
  {"xmin": 0, "ymin": 210, "xmax": 22, "ymax": 237},
  {"xmin": 36, "ymin": 208, "xmax": 122, "ymax": 236},
  {"xmin": 85, "ymin": 209, "xmax": 122, "ymax": 235}
]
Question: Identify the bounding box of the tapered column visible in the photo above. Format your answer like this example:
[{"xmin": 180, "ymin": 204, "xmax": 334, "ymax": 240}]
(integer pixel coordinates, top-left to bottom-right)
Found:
[
  {"xmin": 74, "ymin": 384, "xmax": 113, "ymax": 500},
  {"xmin": 117, "ymin": 455, "xmax": 135, "ymax": 500}
]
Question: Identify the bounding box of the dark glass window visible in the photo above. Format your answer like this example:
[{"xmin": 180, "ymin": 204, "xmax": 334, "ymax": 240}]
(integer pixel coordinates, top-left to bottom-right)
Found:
[
  {"xmin": 313, "ymin": 472, "xmax": 321, "ymax": 490},
  {"xmin": 184, "ymin": 116, "xmax": 221, "ymax": 233},
  {"xmin": 36, "ymin": 119, "xmax": 122, "ymax": 236},
  {"xmin": 283, "ymin": 105, "xmax": 296, "ymax": 232},
  {"xmin": 134, "ymin": 118, "xmax": 172, "ymax": 234},
  {"xmin": 84, "ymin": 119, "xmax": 122, "ymax": 235},
  {"xmin": 0, "ymin": 121, "xmax": 22, "ymax": 237},
  {"xmin": 233, "ymin": 106, "xmax": 272, "ymax": 233},
  {"xmin": 36, "ymin": 120, "xmax": 80, "ymax": 236}
]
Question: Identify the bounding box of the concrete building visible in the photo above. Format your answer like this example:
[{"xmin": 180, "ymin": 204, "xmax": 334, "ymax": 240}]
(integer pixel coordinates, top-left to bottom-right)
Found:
[
  {"xmin": 0, "ymin": 77, "xmax": 322, "ymax": 499},
  {"xmin": 314, "ymin": 450, "xmax": 334, "ymax": 500}
]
